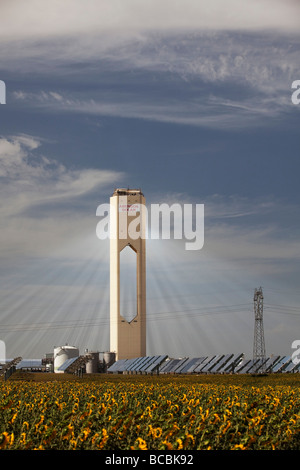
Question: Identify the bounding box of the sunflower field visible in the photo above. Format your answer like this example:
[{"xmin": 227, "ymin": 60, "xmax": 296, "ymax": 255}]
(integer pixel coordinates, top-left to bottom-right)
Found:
[{"xmin": 0, "ymin": 373, "xmax": 300, "ymax": 450}]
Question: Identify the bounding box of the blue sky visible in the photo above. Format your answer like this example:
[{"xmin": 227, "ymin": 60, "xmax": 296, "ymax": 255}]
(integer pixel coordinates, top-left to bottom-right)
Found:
[{"xmin": 0, "ymin": 0, "xmax": 299, "ymax": 359}]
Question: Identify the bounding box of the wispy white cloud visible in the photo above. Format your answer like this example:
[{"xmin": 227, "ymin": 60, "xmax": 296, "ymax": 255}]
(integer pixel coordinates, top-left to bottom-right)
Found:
[
  {"xmin": 0, "ymin": 135, "xmax": 124, "ymax": 257},
  {"xmin": 11, "ymin": 86, "xmax": 292, "ymax": 130},
  {"xmin": 1, "ymin": 0, "xmax": 299, "ymax": 41},
  {"xmin": 9, "ymin": 27, "xmax": 299, "ymax": 130},
  {"xmin": 1, "ymin": 1, "xmax": 299, "ymax": 98},
  {"xmin": 0, "ymin": 134, "xmax": 123, "ymax": 211}
]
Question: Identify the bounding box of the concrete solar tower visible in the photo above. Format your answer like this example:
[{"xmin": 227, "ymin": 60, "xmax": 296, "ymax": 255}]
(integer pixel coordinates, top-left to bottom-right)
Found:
[{"xmin": 110, "ymin": 189, "xmax": 146, "ymax": 360}]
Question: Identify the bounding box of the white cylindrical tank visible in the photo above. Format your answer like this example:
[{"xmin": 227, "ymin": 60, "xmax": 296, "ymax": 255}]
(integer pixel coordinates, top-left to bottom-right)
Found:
[
  {"xmin": 103, "ymin": 351, "xmax": 116, "ymax": 370},
  {"xmin": 54, "ymin": 345, "xmax": 79, "ymax": 373},
  {"xmin": 85, "ymin": 351, "xmax": 99, "ymax": 374}
]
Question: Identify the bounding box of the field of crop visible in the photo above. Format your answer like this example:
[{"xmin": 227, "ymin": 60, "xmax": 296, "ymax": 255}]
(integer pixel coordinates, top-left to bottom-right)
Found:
[{"xmin": 0, "ymin": 372, "xmax": 300, "ymax": 450}]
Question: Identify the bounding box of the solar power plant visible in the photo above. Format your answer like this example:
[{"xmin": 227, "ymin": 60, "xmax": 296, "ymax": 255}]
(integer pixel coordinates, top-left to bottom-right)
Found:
[
  {"xmin": 136, "ymin": 356, "xmax": 163, "ymax": 373},
  {"xmin": 246, "ymin": 359, "xmax": 266, "ymax": 374},
  {"xmin": 173, "ymin": 358, "xmax": 191, "ymax": 374},
  {"xmin": 244, "ymin": 359, "xmax": 262, "ymax": 374},
  {"xmin": 126, "ymin": 357, "xmax": 146, "ymax": 372},
  {"xmin": 160, "ymin": 359, "xmax": 181, "ymax": 373},
  {"xmin": 128, "ymin": 356, "xmax": 154, "ymax": 372},
  {"xmin": 107, "ymin": 359, "xmax": 128, "ymax": 373},
  {"xmin": 177, "ymin": 357, "xmax": 204, "ymax": 374},
  {"xmin": 107, "ymin": 353, "xmax": 300, "ymax": 374},
  {"xmin": 272, "ymin": 356, "xmax": 291, "ymax": 373},
  {"xmin": 17, "ymin": 359, "xmax": 42, "ymax": 370},
  {"xmin": 144, "ymin": 355, "xmax": 168, "ymax": 373},
  {"xmin": 199, "ymin": 355, "xmax": 219, "ymax": 373},
  {"xmin": 135, "ymin": 356, "xmax": 154, "ymax": 371},
  {"xmin": 234, "ymin": 358, "xmax": 252, "ymax": 373},
  {"xmin": 167, "ymin": 358, "xmax": 190, "ymax": 373},
  {"xmin": 185, "ymin": 357, "xmax": 207, "ymax": 373},
  {"xmin": 106, "ymin": 359, "xmax": 124, "ymax": 373},
  {"xmin": 259, "ymin": 356, "xmax": 280, "ymax": 373},
  {"xmin": 118, "ymin": 358, "xmax": 137, "ymax": 372},
  {"xmin": 107, "ymin": 355, "xmax": 169, "ymax": 374},
  {"xmin": 57, "ymin": 356, "xmax": 78, "ymax": 372},
  {"xmin": 201, "ymin": 355, "xmax": 224, "ymax": 373},
  {"xmin": 192, "ymin": 356, "xmax": 210, "ymax": 373},
  {"xmin": 248, "ymin": 358, "xmax": 267, "ymax": 374},
  {"xmin": 276, "ymin": 356, "xmax": 293, "ymax": 372},
  {"xmin": 193, "ymin": 356, "xmax": 216, "ymax": 373},
  {"xmin": 283, "ymin": 359, "xmax": 299, "ymax": 373},
  {"xmin": 210, "ymin": 354, "xmax": 233, "ymax": 373},
  {"xmin": 132, "ymin": 358, "xmax": 149, "ymax": 372},
  {"xmin": 221, "ymin": 353, "xmax": 244, "ymax": 373}
]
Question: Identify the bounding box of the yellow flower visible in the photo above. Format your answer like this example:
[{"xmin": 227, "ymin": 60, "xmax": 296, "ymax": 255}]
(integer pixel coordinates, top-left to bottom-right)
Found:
[
  {"xmin": 91, "ymin": 432, "xmax": 99, "ymax": 445},
  {"xmin": 35, "ymin": 414, "xmax": 44, "ymax": 431},
  {"xmin": 184, "ymin": 434, "xmax": 195, "ymax": 446},
  {"xmin": 162, "ymin": 440, "xmax": 173, "ymax": 450},
  {"xmin": 221, "ymin": 421, "xmax": 231, "ymax": 434},
  {"xmin": 72, "ymin": 402, "xmax": 79, "ymax": 413},
  {"xmin": 98, "ymin": 429, "xmax": 109, "ymax": 449},
  {"xmin": 11, "ymin": 412, "xmax": 18, "ymax": 424},
  {"xmin": 212, "ymin": 413, "xmax": 220, "ymax": 424},
  {"xmin": 148, "ymin": 424, "xmax": 162, "ymax": 439},
  {"xmin": 136, "ymin": 438, "xmax": 147, "ymax": 450},
  {"xmin": 153, "ymin": 427, "xmax": 162, "ymax": 439},
  {"xmin": 70, "ymin": 439, "xmax": 77, "ymax": 449},
  {"xmin": 231, "ymin": 444, "xmax": 247, "ymax": 450},
  {"xmin": 0, "ymin": 432, "xmax": 10, "ymax": 449},
  {"xmin": 22, "ymin": 421, "xmax": 29, "ymax": 430},
  {"xmin": 176, "ymin": 438, "xmax": 183, "ymax": 450},
  {"xmin": 62, "ymin": 424, "xmax": 74, "ymax": 440}
]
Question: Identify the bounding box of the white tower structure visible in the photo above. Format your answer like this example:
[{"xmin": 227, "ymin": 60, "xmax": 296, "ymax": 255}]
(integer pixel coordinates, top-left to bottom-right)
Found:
[{"xmin": 110, "ymin": 189, "xmax": 146, "ymax": 360}]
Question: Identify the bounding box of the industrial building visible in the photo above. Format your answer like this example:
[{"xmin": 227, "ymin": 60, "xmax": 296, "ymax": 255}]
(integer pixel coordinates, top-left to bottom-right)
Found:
[
  {"xmin": 1, "ymin": 350, "xmax": 300, "ymax": 378},
  {"xmin": 106, "ymin": 353, "xmax": 300, "ymax": 375},
  {"xmin": 1, "ymin": 190, "xmax": 299, "ymax": 379}
]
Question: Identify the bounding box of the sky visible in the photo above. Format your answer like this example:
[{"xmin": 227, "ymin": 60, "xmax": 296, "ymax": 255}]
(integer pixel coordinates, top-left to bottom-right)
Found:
[{"xmin": 0, "ymin": 0, "xmax": 299, "ymax": 360}]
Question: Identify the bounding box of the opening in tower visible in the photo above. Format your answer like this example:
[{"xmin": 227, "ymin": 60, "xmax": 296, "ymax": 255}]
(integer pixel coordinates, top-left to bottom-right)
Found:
[{"xmin": 119, "ymin": 244, "xmax": 137, "ymax": 323}]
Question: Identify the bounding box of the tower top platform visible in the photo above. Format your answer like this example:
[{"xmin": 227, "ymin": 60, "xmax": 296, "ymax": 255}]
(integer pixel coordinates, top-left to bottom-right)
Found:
[{"xmin": 112, "ymin": 188, "xmax": 144, "ymax": 197}]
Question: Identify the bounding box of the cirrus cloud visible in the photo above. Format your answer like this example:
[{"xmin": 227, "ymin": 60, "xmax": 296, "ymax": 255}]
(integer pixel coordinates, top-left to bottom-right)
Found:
[{"xmin": 0, "ymin": 134, "xmax": 124, "ymax": 257}]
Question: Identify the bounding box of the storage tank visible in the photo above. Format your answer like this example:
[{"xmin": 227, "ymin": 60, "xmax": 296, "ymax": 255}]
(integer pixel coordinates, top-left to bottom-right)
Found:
[
  {"xmin": 85, "ymin": 351, "xmax": 99, "ymax": 374},
  {"xmin": 54, "ymin": 345, "xmax": 79, "ymax": 373},
  {"xmin": 103, "ymin": 351, "xmax": 116, "ymax": 371}
]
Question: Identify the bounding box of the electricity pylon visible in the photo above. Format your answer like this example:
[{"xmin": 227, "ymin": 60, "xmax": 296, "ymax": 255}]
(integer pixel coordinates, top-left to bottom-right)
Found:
[{"xmin": 253, "ymin": 287, "xmax": 266, "ymax": 373}]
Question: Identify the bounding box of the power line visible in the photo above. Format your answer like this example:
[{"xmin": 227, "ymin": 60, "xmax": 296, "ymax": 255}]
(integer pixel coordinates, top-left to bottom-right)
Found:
[
  {"xmin": 0, "ymin": 302, "xmax": 252, "ymax": 333},
  {"xmin": 265, "ymin": 303, "xmax": 300, "ymax": 316},
  {"xmin": 1, "ymin": 300, "xmax": 299, "ymax": 334}
]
